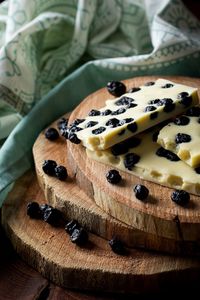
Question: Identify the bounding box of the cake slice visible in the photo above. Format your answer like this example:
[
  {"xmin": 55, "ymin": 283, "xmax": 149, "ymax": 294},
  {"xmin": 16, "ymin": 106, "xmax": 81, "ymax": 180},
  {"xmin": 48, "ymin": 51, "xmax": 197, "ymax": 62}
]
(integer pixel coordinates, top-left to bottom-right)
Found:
[
  {"xmin": 71, "ymin": 79, "xmax": 198, "ymax": 150},
  {"xmin": 86, "ymin": 127, "xmax": 200, "ymax": 196},
  {"xmin": 157, "ymin": 106, "xmax": 200, "ymax": 169}
]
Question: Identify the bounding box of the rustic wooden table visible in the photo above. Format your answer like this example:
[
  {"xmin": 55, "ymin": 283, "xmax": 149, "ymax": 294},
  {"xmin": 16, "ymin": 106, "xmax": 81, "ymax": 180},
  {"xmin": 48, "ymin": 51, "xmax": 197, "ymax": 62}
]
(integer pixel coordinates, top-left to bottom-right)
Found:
[{"xmin": 0, "ymin": 1, "xmax": 199, "ymax": 299}]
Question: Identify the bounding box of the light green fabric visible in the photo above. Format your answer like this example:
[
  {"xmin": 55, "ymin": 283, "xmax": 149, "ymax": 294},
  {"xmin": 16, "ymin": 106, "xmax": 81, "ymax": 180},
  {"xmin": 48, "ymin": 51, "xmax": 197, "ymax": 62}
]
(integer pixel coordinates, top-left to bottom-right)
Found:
[{"xmin": 0, "ymin": 0, "xmax": 200, "ymax": 206}]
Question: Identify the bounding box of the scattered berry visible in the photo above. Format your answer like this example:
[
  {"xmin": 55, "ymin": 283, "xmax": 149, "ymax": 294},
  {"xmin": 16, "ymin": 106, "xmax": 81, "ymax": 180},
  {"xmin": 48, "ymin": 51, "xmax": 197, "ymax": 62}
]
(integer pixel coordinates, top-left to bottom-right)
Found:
[
  {"xmin": 39, "ymin": 203, "xmax": 51, "ymax": 218},
  {"xmin": 109, "ymin": 237, "xmax": 125, "ymax": 255},
  {"xmin": 107, "ymin": 81, "xmax": 126, "ymax": 97},
  {"xmin": 133, "ymin": 184, "xmax": 149, "ymax": 200},
  {"xmin": 106, "ymin": 169, "xmax": 122, "ymax": 184},
  {"xmin": 111, "ymin": 108, "xmax": 126, "ymax": 115},
  {"xmin": 171, "ymin": 190, "xmax": 190, "ymax": 206},
  {"xmin": 55, "ymin": 165, "xmax": 68, "ymax": 181},
  {"xmin": 27, "ymin": 201, "xmax": 40, "ymax": 219},
  {"xmin": 101, "ymin": 109, "xmax": 112, "ymax": 116},
  {"xmin": 42, "ymin": 160, "xmax": 57, "ymax": 176},
  {"xmin": 111, "ymin": 142, "xmax": 129, "ymax": 156},
  {"xmin": 65, "ymin": 220, "xmax": 80, "ymax": 235},
  {"xmin": 70, "ymin": 228, "xmax": 88, "ymax": 246},
  {"xmin": 45, "ymin": 127, "xmax": 59, "ymax": 141},
  {"xmin": 43, "ymin": 207, "xmax": 62, "ymax": 226}
]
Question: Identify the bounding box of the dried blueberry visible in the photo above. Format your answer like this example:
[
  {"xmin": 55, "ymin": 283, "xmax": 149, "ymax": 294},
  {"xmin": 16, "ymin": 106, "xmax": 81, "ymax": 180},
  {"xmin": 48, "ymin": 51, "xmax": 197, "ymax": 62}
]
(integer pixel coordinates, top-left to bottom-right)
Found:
[
  {"xmin": 179, "ymin": 95, "xmax": 192, "ymax": 107},
  {"xmin": 174, "ymin": 116, "xmax": 190, "ymax": 126},
  {"xmin": 115, "ymin": 96, "xmax": 134, "ymax": 106},
  {"xmin": 121, "ymin": 118, "xmax": 134, "ymax": 124},
  {"xmin": 45, "ymin": 127, "xmax": 59, "ymax": 141},
  {"xmin": 150, "ymin": 111, "xmax": 158, "ymax": 119},
  {"xmin": 127, "ymin": 137, "xmax": 141, "ymax": 148},
  {"xmin": 186, "ymin": 106, "xmax": 200, "ymax": 117},
  {"xmin": 171, "ymin": 190, "xmax": 190, "ymax": 206},
  {"xmin": 144, "ymin": 81, "xmax": 155, "ymax": 86},
  {"xmin": 162, "ymin": 83, "xmax": 174, "ymax": 88},
  {"xmin": 68, "ymin": 132, "xmax": 81, "ymax": 144},
  {"xmin": 101, "ymin": 109, "xmax": 112, "ymax": 116},
  {"xmin": 109, "ymin": 237, "xmax": 125, "ymax": 255},
  {"xmin": 57, "ymin": 117, "xmax": 68, "ymax": 130},
  {"xmin": 128, "ymin": 87, "xmax": 141, "ymax": 93},
  {"xmin": 178, "ymin": 92, "xmax": 189, "ymax": 99},
  {"xmin": 152, "ymin": 131, "xmax": 159, "ymax": 142},
  {"xmin": 133, "ymin": 184, "xmax": 149, "ymax": 200},
  {"xmin": 156, "ymin": 147, "xmax": 180, "ymax": 161},
  {"xmin": 27, "ymin": 201, "xmax": 40, "ymax": 219},
  {"xmin": 175, "ymin": 133, "xmax": 191, "ymax": 144},
  {"xmin": 68, "ymin": 126, "xmax": 82, "ymax": 133},
  {"xmin": 85, "ymin": 121, "xmax": 98, "ymax": 128},
  {"xmin": 106, "ymin": 118, "xmax": 120, "ymax": 128},
  {"xmin": 70, "ymin": 228, "xmax": 88, "ymax": 246},
  {"xmin": 107, "ymin": 81, "xmax": 126, "ymax": 97},
  {"xmin": 111, "ymin": 107, "xmax": 126, "ymax": 115},
  {"xmin": 88, "ymin": 109, "xmax": 101, "ymax": 116},
  {"xmin": 92, "ymin": 127, "xmax": 106, "ymax": 134},
  {"xmin": 148, "ymin": 99, "xmax": 161, "ymax": 105},
  {"xmin": 126, "ymin": 102, "xmax": 138, "ymax": 109},
  {"xmin": 111, "ymin": 142, "xmax": 129, "ymax": 156},
  {"xmin": 43, "ymin": 207, "xmax": 62, "ymax": 226},
  {"xmin": 42, "ymin": 160, "xmax": 57, "ymax": 176},
  {"xmin": 124, "ymin": 153, "xmax": 140, "ymax": 170},
  {"xmin": 127, "ymin": 122, "xmax": 137, "ymax": 133},
  {"xmin": 160, "ymin": 98, "xmax": 175, "ymax": 112},
  {"xmin": 70, "ymin": 118, "xmax": 85, "ymax": 127},
  {"xmin": 65, "ymin": 220, "xmax": 80, "ymax": 235},
  {"xmin": 55, "ymin": 165, "xmax": 68, "ymax": 181},
  {"xmin": 144, "ymin": 106, "xmax": 157, "ymax": 112},
  {"xmin": 106, "ymin": 169, "xmax": 122, "ymax": 184}
]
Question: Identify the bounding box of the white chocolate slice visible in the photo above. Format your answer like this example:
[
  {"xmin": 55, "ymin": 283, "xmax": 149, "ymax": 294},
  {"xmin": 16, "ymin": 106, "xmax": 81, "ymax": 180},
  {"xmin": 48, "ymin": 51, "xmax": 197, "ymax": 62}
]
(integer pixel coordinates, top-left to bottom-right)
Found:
[
  {"xmin": 86, "ymin": 128, "xmax": 200, "ymax": 196},
  {"xmin": 74, "ymin": 79, "xmax": 198, "ymax": 150},
  {"xmin": 157, "ymin": 107, "xmax": 200, "ymax": 168}
]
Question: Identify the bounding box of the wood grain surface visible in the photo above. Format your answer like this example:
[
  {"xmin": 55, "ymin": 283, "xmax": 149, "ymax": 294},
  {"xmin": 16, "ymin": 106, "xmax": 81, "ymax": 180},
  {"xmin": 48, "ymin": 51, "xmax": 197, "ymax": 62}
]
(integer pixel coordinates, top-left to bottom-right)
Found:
[
  {"xmin": 2, "ymin": 172, "xmax": 200, "ymax": 295},
  {"xmin": 67, "ymin": 76, "xmax": 200, "ymax": 242},
  {"xmin": 33, "ymin": 117, "xmax": 200, "ymax": 255}
]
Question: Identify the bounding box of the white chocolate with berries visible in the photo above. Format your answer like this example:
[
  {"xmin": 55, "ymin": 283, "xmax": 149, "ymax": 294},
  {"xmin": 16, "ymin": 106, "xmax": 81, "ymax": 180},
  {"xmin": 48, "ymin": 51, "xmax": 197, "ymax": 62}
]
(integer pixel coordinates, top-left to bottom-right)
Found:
[
  {"xmin": 157, "ymin": 106, "xmax": 200, "ymax": 168},
  {"xmin": 74, "ymin": 79, "xmax": 198, "ymax": 150},
  {"xmin": 86, "ymin": 128, "xmax": 200, "ymax": 196}
]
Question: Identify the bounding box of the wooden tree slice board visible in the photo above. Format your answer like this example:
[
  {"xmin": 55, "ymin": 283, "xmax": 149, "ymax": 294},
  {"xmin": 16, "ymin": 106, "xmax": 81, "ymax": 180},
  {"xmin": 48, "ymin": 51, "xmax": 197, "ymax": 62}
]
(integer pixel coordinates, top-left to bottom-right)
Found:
[
  {"xmin": 33, "ymin": 119, "xmax": 200, "ymax": 255},
  {"xmin": 2, "ymin": 172, "xmax": 200, "ymax": 294},
  {"xmin": 67, "ymin": 76, "xmax": 200, "ymax": 242}
]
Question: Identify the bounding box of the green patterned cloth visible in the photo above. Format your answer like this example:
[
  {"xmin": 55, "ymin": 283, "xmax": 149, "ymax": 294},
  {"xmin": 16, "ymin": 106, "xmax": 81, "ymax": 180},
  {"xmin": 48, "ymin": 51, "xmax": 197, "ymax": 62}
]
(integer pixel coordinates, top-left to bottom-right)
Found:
[{"xmin": 0, "ymin": 0, "xmax": 200, "ymax": 206}]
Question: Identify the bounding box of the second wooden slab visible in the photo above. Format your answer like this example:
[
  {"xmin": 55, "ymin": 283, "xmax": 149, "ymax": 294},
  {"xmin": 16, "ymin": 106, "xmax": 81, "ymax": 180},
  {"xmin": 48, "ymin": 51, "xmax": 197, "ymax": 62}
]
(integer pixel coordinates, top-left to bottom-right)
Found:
[{"xmin": 67, "ymin": 76, "xmax": 200, "ymax": 242}]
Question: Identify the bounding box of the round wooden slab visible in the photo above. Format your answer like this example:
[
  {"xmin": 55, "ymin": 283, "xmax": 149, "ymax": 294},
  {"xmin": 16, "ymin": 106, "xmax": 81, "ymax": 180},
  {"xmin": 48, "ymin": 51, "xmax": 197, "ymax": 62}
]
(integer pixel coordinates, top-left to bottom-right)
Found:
[
  {"xmin": 67, "ymin": 76, "xmax": 200, "ymax": 242},
  {"xmin": 2, "ymin": 172, "xmax": 200, "ymax": 294},
  {"xmin": 33, "ymin": 120, "xmax": 200, "ymax": 255}
]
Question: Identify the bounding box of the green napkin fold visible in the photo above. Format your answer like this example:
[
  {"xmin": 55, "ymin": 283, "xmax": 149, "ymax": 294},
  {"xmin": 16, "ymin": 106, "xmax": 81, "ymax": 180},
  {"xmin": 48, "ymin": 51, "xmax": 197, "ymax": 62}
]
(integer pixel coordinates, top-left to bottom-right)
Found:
[{"xmin": 0, "ymin": 0, "xmax": 200, "ymax": 206}]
